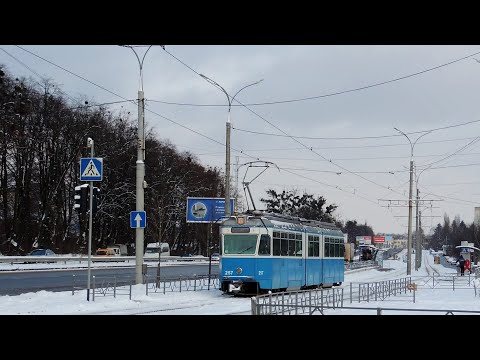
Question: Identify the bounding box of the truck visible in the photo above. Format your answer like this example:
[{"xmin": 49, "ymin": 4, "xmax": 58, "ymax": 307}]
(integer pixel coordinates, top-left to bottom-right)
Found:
[
  {"xmin": 344, "ymin": 243, "xmax": 355, "ymax": 262},
  {"xmin": 144, "ymin": 242, "xmax": 171, "ymax": 260},
  {"xmin": 107, "ymin": 244, "xmax": 128, "ymax": 256}
]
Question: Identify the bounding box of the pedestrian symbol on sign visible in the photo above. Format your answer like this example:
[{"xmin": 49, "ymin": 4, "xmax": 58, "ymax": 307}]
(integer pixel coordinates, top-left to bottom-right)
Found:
[{"xmin": 82, "ymin": 160, "xmax": 101, "ymax": 177}]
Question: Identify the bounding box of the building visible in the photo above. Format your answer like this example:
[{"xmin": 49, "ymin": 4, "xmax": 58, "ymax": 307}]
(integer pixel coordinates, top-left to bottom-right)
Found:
[
  {"xmin": 474, "ymin": 207, "xmax": 480, "ymax": 226},
  {"xmin": 391, "ymin": 238, "xmax": 407, "ymax": 249}
]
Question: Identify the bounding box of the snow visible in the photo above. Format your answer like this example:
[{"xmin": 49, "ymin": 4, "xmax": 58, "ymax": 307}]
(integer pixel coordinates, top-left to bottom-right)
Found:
[{"xmin": 0, "ymin": 250, "xmax": 479, "ymax": 315}]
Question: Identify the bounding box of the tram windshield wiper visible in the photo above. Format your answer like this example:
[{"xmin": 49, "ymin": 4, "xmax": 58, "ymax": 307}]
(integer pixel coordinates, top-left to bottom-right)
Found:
[{"xmin": 238, "ymin": 245, "xmax": 255, "ymax": 254}]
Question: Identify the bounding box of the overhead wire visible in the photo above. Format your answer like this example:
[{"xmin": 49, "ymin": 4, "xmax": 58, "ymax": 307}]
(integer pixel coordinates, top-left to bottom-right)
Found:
[{"xmin": 156, "ymin": 47, "xmax": 480, "ymax": 107}]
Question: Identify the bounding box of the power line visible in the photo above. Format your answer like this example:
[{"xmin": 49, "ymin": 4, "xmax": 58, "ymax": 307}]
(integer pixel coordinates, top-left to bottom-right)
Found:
[
  {"xmin": 192, "ymin": 151, "xmax": 480, "ymax": 162},
  {"xmin": 163, "ymin": 48, "xmax": 421, "ymax": 200},
  {"xmin": 176, "ymin": 135, "xmax": 480, "ymax": 152},
  {"xmin": 233, "ymin": 118, "xmax": 480, "ymax": 140},
  {"xmin": 2, "ymin": 46, "xmax": 137, "ymax": 111},
  {"xmin": 158, "ymin": 47, "xmax": 480, "ymax": 107},
  {"xmin": 15, "ymin": 45, "xmax": 134, "ymax": 105}
]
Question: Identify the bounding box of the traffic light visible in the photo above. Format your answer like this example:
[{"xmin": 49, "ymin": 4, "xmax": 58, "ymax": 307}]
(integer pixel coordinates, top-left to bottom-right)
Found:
[{"xmin": 74, "ymin": 184, "xmax": 88, "ymax": 215}]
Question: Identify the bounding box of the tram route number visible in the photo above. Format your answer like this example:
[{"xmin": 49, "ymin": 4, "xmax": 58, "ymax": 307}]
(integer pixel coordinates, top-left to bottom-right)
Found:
[{"xmin": 224, "ymin": 270, "xmax": 264, "ymax": 275}]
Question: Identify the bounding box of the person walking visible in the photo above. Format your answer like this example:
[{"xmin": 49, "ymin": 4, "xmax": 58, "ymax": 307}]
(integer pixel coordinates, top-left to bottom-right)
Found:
[{"xmin": 457, "ymin": 255, "xmax": 466, "ymax": 276}]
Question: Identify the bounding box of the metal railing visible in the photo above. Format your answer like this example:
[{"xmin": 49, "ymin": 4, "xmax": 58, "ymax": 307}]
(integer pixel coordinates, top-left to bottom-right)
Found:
[
  {"xmin": 72, "ymin": 273, "xmax": 220, "ymax": 301},
  {"xmin": 345, "ymin": 260, "xmax": 378, "ymax": 271},
  {"xmin": 0, "ymin": 255, "xmax": 211, "ymax": 265},
  {"xmin": 251, "ymin": 276, "xmax": 414, "ymax": 315},
  {"xmin": 298, "ymin": 305, "xmax": 480, "ymax": 315},
  {"xmin": 251, "ymin": 287, "xmax": 344, "ymax": 315},
  {"xmin": 144, "ymin": 274, "xmax": 219, "ymax": 295},
  {"xmin": 410, "ymin": 273, "xmax": 478, "ymax": 290}
]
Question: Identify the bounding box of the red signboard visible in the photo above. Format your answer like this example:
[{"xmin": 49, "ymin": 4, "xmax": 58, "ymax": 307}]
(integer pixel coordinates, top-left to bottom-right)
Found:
[{"xmin": 373, "ymin": 236, "xmax": 385, "ymax": 243}]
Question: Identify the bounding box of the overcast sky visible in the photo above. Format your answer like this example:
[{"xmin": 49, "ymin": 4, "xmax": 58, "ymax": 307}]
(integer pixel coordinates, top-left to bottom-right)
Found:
[{"xmin": 2, "ymin": 45, "xmax": 480, "ymax": 235}]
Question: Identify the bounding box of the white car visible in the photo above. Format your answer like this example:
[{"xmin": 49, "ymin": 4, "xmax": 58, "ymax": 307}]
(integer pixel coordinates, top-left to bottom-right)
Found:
[{"xmin": 211, "ymin": 253, "xmax": 220, "ymax": 261}]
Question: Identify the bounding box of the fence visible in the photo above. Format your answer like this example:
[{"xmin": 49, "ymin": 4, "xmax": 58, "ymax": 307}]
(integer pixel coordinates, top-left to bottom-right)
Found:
[
  {"xmin": 0, "ymin": 255, "xmax": 211, "ymax": 265},
  {"xmin": 72, "ymin": 273, "xmax": 219, "ymax": 301},
  {"xmin": 251, "ymin": 276, "xmax": 414, "ymax": 314}
]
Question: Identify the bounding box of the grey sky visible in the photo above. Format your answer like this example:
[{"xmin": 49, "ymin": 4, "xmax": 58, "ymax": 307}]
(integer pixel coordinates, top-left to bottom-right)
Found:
[{"xmin": 2, "ymin": 45, "xmax": 480, "ymax": 234}]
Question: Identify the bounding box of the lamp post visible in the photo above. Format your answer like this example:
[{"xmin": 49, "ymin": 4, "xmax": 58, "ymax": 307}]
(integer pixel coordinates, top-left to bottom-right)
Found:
[
  {"xmin": 394, "ymin": 127, "xmax": 432, "ymax": 275},
  {"xmin": 413, "ymin": 165, "xmax": 428, "ymax": 270},
  {"xmin": 199, "ymin": 74, "xmax": 263, "ymax": 218},
  {"xmin": 122, "ymin": 45, "xmax": 153, "ymax": 284}
]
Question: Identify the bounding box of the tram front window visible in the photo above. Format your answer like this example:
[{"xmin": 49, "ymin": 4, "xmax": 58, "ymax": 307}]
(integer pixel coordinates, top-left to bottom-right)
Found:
[{"xmin": 224, "ymin": 234, "xmax": 257, "ymax": 255}]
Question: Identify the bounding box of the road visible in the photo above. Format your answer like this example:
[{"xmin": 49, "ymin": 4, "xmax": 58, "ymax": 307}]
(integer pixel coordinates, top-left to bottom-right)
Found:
[{"xmin": 0, "ymin": 263, "xmax": 219, "ymax": 296}]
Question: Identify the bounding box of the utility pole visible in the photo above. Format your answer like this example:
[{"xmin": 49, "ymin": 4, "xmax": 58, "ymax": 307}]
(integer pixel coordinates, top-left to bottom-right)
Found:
[
  {"xmin": 418, "ymin": 210, "xmax": 422, "ymax": 268},
  {"xmin": 86, "ymin": 138, "xmax": 94, "ymax": 300},
  {"xmin": 415, "ymin": 188, "xmax": 419, "ymax": 270},
  {"xmin": 394, "ymin": 127, "xmax": 433, "ymax": 275},
  {"xmin": 235, "ymin": 156, "xmax": 239, "ymax": 213},
  {"xmin": 136, "ymin": 88, "xmax": 145, "ymax": 284},
  {"xmin": 199, "ymin": 74, "xmax": 263, "ymax": 218},
  {"xmin": 121, "ymin": 45, "xmax": 153, "ymax": 284},
  {"xmin": 407, "ymin": 158, "xmax": 414, "ymax": 275}
]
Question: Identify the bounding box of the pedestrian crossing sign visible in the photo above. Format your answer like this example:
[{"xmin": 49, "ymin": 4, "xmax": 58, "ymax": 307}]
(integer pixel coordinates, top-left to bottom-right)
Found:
[{"xmin": 80, "ymin": 158, "xmax": 103, "ymax": 181}]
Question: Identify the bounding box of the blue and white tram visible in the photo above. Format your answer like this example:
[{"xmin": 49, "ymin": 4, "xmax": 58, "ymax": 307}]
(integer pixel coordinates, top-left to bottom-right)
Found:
[{"xmin": 219, "ymin": 211, "xmax": 345, "ymax": 295}]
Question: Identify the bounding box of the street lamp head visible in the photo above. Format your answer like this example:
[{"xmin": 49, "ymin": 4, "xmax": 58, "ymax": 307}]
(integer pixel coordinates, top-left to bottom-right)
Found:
[{"xmin": 87, "ymin": 137, "xmax": 93, "ymax": 148}]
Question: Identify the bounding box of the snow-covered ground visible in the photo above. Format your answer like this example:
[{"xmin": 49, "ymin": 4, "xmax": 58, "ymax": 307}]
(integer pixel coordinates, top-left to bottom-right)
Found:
[{"xmin": 0, "ymin": 250, "xmax": 478, "ymax": 315}]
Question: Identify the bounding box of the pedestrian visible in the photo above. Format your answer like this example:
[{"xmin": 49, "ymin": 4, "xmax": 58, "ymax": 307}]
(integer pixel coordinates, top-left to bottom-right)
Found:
[{"xmin": 457, "ymin": 255, "xmax": 465, "ymax": 276}]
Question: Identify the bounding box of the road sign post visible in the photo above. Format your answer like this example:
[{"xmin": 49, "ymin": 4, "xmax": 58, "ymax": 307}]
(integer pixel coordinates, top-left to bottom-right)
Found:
[{"xmin": 79, "ymin": 140, "xmax": 103, "ymax": 301}]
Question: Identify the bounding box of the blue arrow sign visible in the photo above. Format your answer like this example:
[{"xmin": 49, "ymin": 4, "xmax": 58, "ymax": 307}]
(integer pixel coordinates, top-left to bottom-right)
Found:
[
  {"xmin": 130, "ymin": 211, "xmax": 146, "ymax": 228},
  {"xmin": 80, "ymin": 158, "xmax": 103, "ymax": 181}
]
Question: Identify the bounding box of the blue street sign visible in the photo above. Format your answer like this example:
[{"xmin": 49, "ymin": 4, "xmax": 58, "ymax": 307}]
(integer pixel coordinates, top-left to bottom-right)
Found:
[
  {"xmin": 80, "ymin": 158, "xmax": 103, "ymax": 181},
  {"xmin": 186, "ymin": 197, "xmax": 234, "ymax": 223},
  {"xmin": 130, "ymin": 211, "xmax": 147, "ymax": 228}
]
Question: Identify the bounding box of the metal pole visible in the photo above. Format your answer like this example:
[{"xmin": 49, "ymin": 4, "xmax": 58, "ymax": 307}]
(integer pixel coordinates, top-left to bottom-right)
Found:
[
  {"xmin": 418, "ymin": 210, "xmax": 422, "ymax": 268},
  {"xmin": 235, "ymin": 156, "xmax": 239, "ymax": 213},
  {"xmin": 415, "ymin": 188, "xmax": 420, "ymax": 270},
  {"xmin": 135, "ymin": 90, "xmax": 145, "ymax": 284},
  {"xmin": 87, "ymin": 139, "xmax": 94, "ymax": 301},
  {"xmin": 407, "ymin": 158, "xmax": 414, "ymax": 275},
  {"xmin": 225, "ymin": 112, "xmax": 231, "ymax": 217},
  {"xmin": 208, "ymin": 221, "xmax": 212, "ymax": 290}
]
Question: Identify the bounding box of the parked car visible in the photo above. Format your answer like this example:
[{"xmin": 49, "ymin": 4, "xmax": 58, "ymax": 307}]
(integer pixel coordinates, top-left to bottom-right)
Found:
[
  {"xmin": 25, "ymin": 248, "xmax": 56, "ymax": 263},
  {"xmin": 29, "ymin": 249, "xmax": 56, "ymax": 256},
  {"xmin": 211, "ymin": 253, "xmax": 220, "ymax": 261}
]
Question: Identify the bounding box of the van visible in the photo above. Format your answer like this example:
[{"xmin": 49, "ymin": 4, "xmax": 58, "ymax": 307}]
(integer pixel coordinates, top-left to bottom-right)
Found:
[
  {"xmin": 144, "ymin": 242, "xmax": 170, "ymax": 260},
  {"xmin": 107, "ymin": 244, "xmax": 127, "ymax": 256}
]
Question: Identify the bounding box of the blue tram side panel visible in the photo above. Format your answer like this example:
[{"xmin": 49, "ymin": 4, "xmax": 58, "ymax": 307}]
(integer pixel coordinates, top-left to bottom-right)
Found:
[{"xmin": 219, "ymin": 211, "xmax": 345, "ymax": 295}]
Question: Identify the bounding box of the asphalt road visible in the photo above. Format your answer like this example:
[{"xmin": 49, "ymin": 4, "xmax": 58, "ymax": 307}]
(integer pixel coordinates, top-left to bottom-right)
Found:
[{"xmin": 0, "ymin": 264, "xmax": 220, "ymax": 296}]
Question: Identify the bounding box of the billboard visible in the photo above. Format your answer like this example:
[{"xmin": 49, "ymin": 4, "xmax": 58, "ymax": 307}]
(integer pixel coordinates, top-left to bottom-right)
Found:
[
  {"xmin": 186, "ymin": 197, "xmax": 235, "ymax": 223},
  {"xmin": 373, "ymin": 236, "xmax": 385, "ymax": 243},
  {"xmin": 355, "ymin": 236, "xmax": 372, "ymax": 245}
]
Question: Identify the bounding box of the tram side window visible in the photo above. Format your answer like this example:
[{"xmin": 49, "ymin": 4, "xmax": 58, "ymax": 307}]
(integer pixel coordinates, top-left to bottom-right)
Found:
[
  {"xmin": 324, "ymin": 237, "xmax": 330, "ymax": 257},
  {"xmin": 308, "ymin": 235, "xmax": 319, "ymax": 257},
  {"xmin": 296, "ymin": 234, "xmax": 302, "ymax": 256},
  {"xmin": 288, "ymin": 233, "xmax": 296, "ymax": 256},
  {"xmin": 334, "ymin": 238, "xmax": 342, "ymax": 257},
  {"xmin": 281, "ymin": 233, "xmax": 288, "ymax": 256},
  {"xmin": 273, "ymin": 232, "xmax": 281, "ymax": 256},
  {"xmin": 259, "ymin": 234, "xmax": 271, "ymax": 255},
  {"xmin": 308, "ymin": 235, "xmax": 314, "ymax": 257}
]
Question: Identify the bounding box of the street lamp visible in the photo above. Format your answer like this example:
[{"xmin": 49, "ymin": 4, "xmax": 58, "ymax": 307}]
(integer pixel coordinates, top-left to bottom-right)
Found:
[
  {"xmin": 199, "ymin": 74, "xmax": 263, "ymax": 217},
  {"xmin": 394, "ymin": 127, "xmax": 432, "ymax": 275},
  {"xmin": 121, "ymin": 45, "xmax": 153, "ymax": 284}
]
